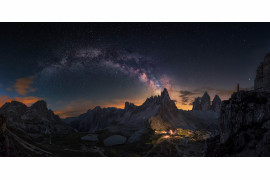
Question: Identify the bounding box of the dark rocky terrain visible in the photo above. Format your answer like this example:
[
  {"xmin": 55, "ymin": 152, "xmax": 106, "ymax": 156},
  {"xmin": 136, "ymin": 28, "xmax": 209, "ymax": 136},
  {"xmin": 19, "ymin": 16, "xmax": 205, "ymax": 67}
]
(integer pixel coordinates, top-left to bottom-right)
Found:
[
  {"xmin": 0, "ymin": 100, "xmax": 75, "ymax": 156},
  {"xmin": 66, "ymin": 88, "xmax": 219, "ymax": 137},
  {"xmin": 206, "ymin": 54, "xmax": 270, "ymax": 156},
  {"xmin": 0, "ymin": 88, "xmax": 218, "ymax": 157},
  {"xmin": 254, "ymin": 53, "xmax": 270, "ymax": 92},
  {"xmin": 0, "ymin": 100, "xmax": 74, "ymax": 138}
]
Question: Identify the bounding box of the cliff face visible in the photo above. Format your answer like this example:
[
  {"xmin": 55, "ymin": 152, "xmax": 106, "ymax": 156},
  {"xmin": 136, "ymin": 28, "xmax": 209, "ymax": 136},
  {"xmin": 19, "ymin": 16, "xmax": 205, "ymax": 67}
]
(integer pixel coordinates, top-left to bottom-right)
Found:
[
  {"xmin": 192, "ymin": 92, "xmax": 211, "ymax": 111},
  {"xmin": 254, "ymin": 54, "xmax": 270, "ymax": 93},
  {"xmin": 192, "ymin": 92, "xmax": 221, "ymax": 113},
  {"xmin": 0, "ymin": 100, "xmax": 74, "ymax": 138},
  {"xmin": 192, "ymin": 97, "xmax": 202, "ymax": 111},
  {"xmin": 206, "ymin": 54, "xmax": 270, "ymax": 156},
  {"xmin": 206, "ymin": 91, "xmax": 270, "ymax": 156},
  {"xmin": 219, "ymin": 91, "xmax": 270, "ymax": 143},
  {"xmin": 201, "ymin": 92, "xmax": 211, "ymax": 111},
  {"xmin": 211, "ymin": 95, "xmax": 222, "ymax": 112}
]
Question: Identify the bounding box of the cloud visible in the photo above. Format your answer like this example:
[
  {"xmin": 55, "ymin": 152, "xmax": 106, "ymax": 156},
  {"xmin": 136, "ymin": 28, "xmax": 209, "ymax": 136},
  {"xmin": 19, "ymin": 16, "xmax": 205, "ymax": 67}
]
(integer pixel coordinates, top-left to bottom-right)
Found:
[
  {"xmin": 178, "ymin": 86, "xmax": 250, "ymax": 108},
  {"xmin": 54, "ymin": 109, "xmax": 83, "ymax": 119},
  {"xmin": 6, "ymin": 87, "xmax": 13, "ymax": 92},
  {"xmin": 54, "ymin": 100, "xmax": 94, "ymax": 118},
  {"xmin": 0, "ymin": 96, "xmax": 42, "ymax": 107},
  {"xmin": 179, "ymin": 90, "xmax": 200, "ymax": 105},
  {"xmin": 14, "ymin": 76, "xmax": 36, "ymax": 95},
  {"xmin": 215, "ymin": 89, "xmax": 235, "ymax": 96}
]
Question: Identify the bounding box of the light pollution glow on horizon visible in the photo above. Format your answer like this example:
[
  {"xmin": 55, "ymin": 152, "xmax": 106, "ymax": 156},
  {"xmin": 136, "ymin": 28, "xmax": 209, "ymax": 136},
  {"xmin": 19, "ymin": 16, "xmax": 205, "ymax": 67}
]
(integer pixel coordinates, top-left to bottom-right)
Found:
[
  {"xmin": 53, "ymin": 85, "xmax": 236, "ymax": 118},
  {"xmin": 0, "ymin": 80, "xmax": 236, "ymax": 118}
]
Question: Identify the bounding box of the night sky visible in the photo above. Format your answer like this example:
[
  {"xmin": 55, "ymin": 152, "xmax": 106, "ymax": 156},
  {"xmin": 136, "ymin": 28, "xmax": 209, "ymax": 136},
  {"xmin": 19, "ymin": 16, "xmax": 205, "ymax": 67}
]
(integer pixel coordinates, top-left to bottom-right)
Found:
[{"xmin": 0, "ymin": 23, "xmax": 269, "ymax": 118}]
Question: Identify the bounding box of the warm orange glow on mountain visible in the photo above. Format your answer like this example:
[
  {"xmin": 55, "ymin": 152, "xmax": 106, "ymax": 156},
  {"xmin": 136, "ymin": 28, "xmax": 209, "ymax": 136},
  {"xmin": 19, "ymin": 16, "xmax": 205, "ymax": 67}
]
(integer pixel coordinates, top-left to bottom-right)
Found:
[
  {"xmin": 54, "ymin": 98, "xmax": 147, "ymax": 118},
  {"xmin": 0, "ymin": 96, "xmax": 42, "ymax": 107},
  {"xmin": 53, "ymin": 89, "xmax": 195, "ymax": 118}
]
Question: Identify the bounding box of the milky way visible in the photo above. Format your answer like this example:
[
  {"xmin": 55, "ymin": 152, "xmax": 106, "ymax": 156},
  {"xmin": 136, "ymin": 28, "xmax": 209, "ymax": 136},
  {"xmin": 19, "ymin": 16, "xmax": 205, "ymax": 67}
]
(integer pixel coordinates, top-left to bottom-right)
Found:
[
  {"xmin": 37, "ymin": 47, "xmax": 172, "ymax": 94},
  {"xmin": 31, "ymin": 47, "xmax": 174, "ymax": 115},
  {"xmin": 1, "ymin": 23, "xmax": 268, "ymax": 117}
]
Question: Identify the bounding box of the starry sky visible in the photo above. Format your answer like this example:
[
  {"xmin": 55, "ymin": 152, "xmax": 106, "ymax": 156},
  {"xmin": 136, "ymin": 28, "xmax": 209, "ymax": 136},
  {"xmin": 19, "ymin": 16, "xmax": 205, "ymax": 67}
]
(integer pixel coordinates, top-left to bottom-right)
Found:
[{"xmin": 0, "ymin": 23, "xmax": 269, "ymax": 118}]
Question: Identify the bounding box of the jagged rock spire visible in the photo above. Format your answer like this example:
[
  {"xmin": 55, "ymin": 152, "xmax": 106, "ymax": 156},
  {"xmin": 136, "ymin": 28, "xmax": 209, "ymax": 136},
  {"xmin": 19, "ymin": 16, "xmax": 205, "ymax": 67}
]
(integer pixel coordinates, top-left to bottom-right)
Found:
[
  {"xmin": 192, "ymin": 92, "xmax": 221, "ymax": 112},
  {"xmin": 212, "ymin": 95, "xmax": 221, "ymax": 112},
  {"xmin": 192, "ymin": 97, "xmax": 201, "ymax": 110},
  {"xmin": 161, "ymin": 88, "xmax": 170, "ymax": 100},
  {"xmin": 124, "ymin": 102, "xmax": 136, "ymax": 111},
  {"xmin": 201, "ymin": 92, "xmax": 211, "ymax": 111},
  {"xmin": 213, "ymin": 95, "xmax": 221, "ymax": 102}
]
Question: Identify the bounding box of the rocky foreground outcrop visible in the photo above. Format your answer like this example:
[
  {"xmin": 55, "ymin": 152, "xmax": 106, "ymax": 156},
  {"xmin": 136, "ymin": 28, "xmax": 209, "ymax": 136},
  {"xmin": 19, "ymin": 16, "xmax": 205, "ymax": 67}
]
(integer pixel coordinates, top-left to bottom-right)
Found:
[
  {"xmin": 219, "ymin": 91, "xmax": 270, "ymax": 144},
  {"xmin": 0, "ymin": 100, "xmax": 74, "ymax": 138},
  {"xmin": 205, "ymin": 91, "xmax": 270, "ymax": 156},
  {"xmin": 254, "ymin": 53, "xmax": 270, "ymax": 93},
  {"xmin": 206, "ymin": 54, "xmax": 270, "ymax": 156}
]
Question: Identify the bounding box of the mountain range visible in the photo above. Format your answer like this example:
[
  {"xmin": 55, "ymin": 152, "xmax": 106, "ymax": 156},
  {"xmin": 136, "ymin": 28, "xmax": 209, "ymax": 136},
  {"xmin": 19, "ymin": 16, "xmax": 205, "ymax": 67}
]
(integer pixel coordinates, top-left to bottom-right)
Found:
[
  {"xmin": 65, "ymin": 88, "xmax": 219, "ymax": 136},
  {"xmin": 0, "ymin": 87, "xmax": 219, "ymax": 156}
]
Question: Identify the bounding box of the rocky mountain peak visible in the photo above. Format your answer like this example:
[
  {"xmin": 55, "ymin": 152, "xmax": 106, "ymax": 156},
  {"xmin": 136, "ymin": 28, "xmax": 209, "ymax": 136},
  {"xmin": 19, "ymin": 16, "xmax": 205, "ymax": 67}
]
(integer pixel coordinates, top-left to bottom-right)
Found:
[
  {"xmin": 0, "ymin": 100, "xmax": 74, "ymax": 137},
  {"xmin": 24, "ymin": 100, "xmax": 60, "ymax": 122},
  {"xmin": 202, "ymin": 92, "xmax": 210, "ymax": 100},
  {"xmin": 161, "ymin": 88, "xmax": 170, "ymax": 100},
  {"xmin": 192, "ymin": 92, "xmax": 220, "ymax": 112},
  {"xmin": 93, "ymin": 106, "xmax": 102, "ymax": 111},
  {"xmin": 213, "ymin": 95, "xmax": 221, "ymax": 102},
  {"xmin": 1, "ymin": 101, "xmax": 27, "ymax": 110},
  {"xmin": 192, "ymin": 97, "xmax": 202, "ymax": 110},
  {"xmin": 0, "ymin": 101, "xmax": 27, "ymax": 120},
  {"xmin": 212, "ymin": 95, "xmax": 222, "ymax": 112},
  {"xmin": 30, "ymin": 100, "xmax": 47, "ymax": 111},
  {"xmin": 142, "ymin": 88, "xmax": 175, "ymax": 108},
  {"xmin": 201, "ymin": 92, "xmax": 211, "ymax": 111},
  {"xmin": 124, "ymin": 102, "xmax": 136, "ymax": 111},
  {"xmin": 254, "ymin": 53, "xmax": 270, "ymax": 93}
]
